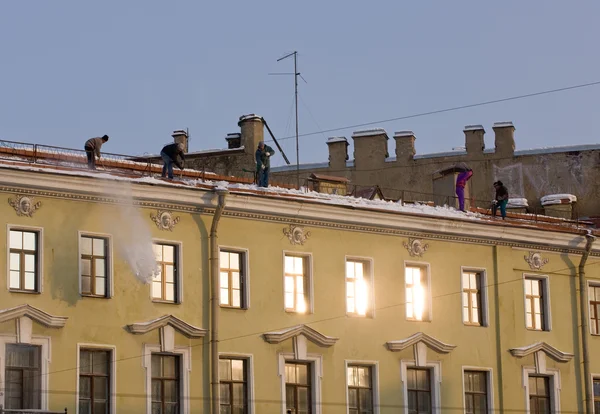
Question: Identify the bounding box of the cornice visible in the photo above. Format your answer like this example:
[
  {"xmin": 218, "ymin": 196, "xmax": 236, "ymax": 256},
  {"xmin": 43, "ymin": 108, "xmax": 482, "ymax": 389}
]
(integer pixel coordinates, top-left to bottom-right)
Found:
[
  {"xmin": 386, "ymin": 332, "xmax": 456, "ymax": 354},
  {"xmin": 126, "ymin": 315, "xmax": 207, "ymax": 338},
  {"xmin": 509, "ymin": 342, "xmax": 574, "ymax": 363},
  {"xmin": 262, "ymin": 324, "xmax": 338, "ymax": 347},
  {"xmin": 0, "ymin": 304, "xmax": 67, "ymax": 328}
]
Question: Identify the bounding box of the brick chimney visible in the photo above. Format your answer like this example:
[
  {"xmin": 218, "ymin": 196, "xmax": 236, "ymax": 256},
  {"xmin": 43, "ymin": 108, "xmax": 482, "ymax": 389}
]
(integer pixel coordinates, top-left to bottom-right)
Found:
[
  {"xmin": 326, "ymin": 137, "xmax": 349, "ymax": 170},
  {"xmin": 464, "ymin": 125, "xmax": 485, "ymax": 155},
  {"xmin": 493, "ymin": 122, "xmax": 515, "ymax": 156},
  {"xmin": 225, "ymin": 133, "xmax": 242, "ymax": 149},
  {"xmin": 352, "ymin": 129, "xmax": 389, "ymax": 170},
  {"xmin": 394, "ymin": 131, "xmax": 416, "ymax": 163},
  {"xmin": 172, "ymin": 130, "xmax": 189, "ymax": 153},
  {"xmin": 238, "ymin": 114, "xmax": 264, "ymax": 156}
]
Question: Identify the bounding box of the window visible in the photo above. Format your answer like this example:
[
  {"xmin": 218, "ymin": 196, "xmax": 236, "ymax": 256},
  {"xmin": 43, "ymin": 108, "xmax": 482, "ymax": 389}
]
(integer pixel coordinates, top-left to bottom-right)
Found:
[
  {"xmin": 405, "ymin": 265, "xmax": 429, "ymax": 321},
  {"xmin": 347, "ymin": 365, "xmax": 373, "ymax": 414},
  {"xmin": 220, "ymin": 250, "xmax": 246, "ymax": 309},
  {"xmin": 464, "ymin": 371, "xmax": 487, "ymax": 414},
  {"xmin": 79, "ymin": 349, "xmax": 111, "ymax": 414},
  {"xmin": 9, "ymin": 229, "xmax": 39, "ymax": 292},
  {"xmin": 4, "ymin": 344, "xmax": 41, "ymax": 410},
  {"xmin": 346, "ymin": 260, "xmax": 371, "ymax": 317},
  {"xmin": 528, "ymin": 376, "xmax": 550, "ymax": 414},
  {"xmin": 589, "ymin": 284, "xmax": 600, "ymax": 335},
  {"xmin": 284, "ymin": 255, "xmax": 310, "ymax": 313},
  {"xmin": 80, "ymin": 236, "xmax": 109, "ymax": 297},
  {"xmin": 285, "ymin": 362, "xmax": 311, "ymax": 414},
  {"xmin": 462, "ymin": 271, "xmax": 484, "ymax": 326},
  {"xmin": 151, "ymin": 354, "xmax": 180, "ymax": 414},
  {"xmin": 219, "ymin": 358, "xmax": 248, "ymax": 413},
  {"xmin": 594, "ymin": 378, "xmax": 600, "ymax": 414},
  {"xmin": 406, "ymin": 368, "xmax": 431, "ymax": 413},
  {"xmin": 524, "ymin": 278, "xmax": 547, "ymax": 331},
  {"xmin": 152, "ymin": 244, "xmax": 178, "ymax": 303}
]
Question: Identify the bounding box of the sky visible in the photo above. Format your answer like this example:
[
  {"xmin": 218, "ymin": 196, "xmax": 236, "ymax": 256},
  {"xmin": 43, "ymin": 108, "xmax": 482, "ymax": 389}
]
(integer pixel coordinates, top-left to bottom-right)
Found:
[{"xmin": 0, "ymin": 1, "xmax": 599, "ymax": 167}]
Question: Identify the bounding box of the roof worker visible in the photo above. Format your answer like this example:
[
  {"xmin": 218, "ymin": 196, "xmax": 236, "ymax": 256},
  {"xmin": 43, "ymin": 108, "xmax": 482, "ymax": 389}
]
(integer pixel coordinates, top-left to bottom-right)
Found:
[
  {"xmin": 84, "ymin": 135, "xmax": 109, "ymax": 170},
  {"xmin": 256, "ymin": 141, "xmax": 275, "ymax": 188},
  {"xmin": 160, "ymin": 142, "xmax": 185, "ymax": 180},
  {"xmin": 455, "ymin": 162, "xmax": 473, "ymax": 212},
  {"xmin": 492, "ymin": 181, "xmax": 509, "ymax": 220}
]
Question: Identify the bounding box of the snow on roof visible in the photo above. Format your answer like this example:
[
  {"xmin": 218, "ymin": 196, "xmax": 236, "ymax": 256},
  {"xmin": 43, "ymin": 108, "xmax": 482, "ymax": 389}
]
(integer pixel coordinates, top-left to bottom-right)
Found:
[
  {"xmin": 414, "ymin": 150, "xmax": 467, "ymax": 160},
  {"xmin": 238, "ymin": 114, "xmax": 262, "ymax": 123},
  {"xmin": 271, "ymin": 161, "xmax": 329, "ymax": 173},
  {"xmin": 507, "ymin": 198, "xmax": 529, "ymax": 208},
  {"xmin": 515, "ymin": 144, "xmax": 600, "ymax": 156},
  {"xmin": 541, "ymin": 194, "xmax": 577, "ymax": 206},
  {"xmin": 326, "ymin": 137, "xmax": 348, "ymax": 144},
  {"xmin": 493, "ymin": 121, "xmax": 514, "ymax": 128},
  {"xmin": 463, "ymin": 125, "xmax": 484, "ymax": 131},
  {"xmin": 394, "ymin": 131, "xmax": 415, "ymax": 138},
  {"xmin": 352, "ymin": 128, "xmax": 388, "ymax": 138}
]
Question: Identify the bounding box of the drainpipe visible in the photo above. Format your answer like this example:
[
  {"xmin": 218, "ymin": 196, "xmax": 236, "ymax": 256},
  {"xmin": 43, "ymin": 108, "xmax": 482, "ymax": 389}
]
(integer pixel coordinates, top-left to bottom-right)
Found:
[
  {"xmin": 578, "ymin": 230, "xmax": 595, "ymax": 414},
  {"xmin": 210, "ymin": 189, "xmax": 228, "ymax": 414}
]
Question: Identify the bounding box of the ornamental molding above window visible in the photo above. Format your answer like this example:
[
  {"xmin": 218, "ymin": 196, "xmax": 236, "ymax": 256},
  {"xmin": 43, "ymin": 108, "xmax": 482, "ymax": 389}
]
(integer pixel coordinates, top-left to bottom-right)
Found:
[
  {"xmin": 0, "ymin": 304, "xmax": 68, "ymax": 328},
  {"xmin": 524, "ymin": 251, "xmax": 549, "ymax": 270},
  {"xmin": 509, "ymin": 342, "xmax": 574, "ymax": 363},
  {"xmin": 126, "ymin": 314, "xmax": 206, "ymax": 338},
  {"xmin": 283, "ymin": 224, "xmax": 311, "ymax": 245},
  {"xmin": 8, "ymin": 194, "xmax": 42, "ymax": 217},
  {"xmin": 262, "ymin": 324, "xmax": 338, "ymax": 347},
  {"xmin": 386, "ymin": 332, "xmax": 456, "ymax": 354},
  {"xmin": 150, "ymin": 210, "xmax": 180, "ymax": 231},
  {"xmin": 403, "ymin": 238, "xmax": 429, "ymax": 257}
]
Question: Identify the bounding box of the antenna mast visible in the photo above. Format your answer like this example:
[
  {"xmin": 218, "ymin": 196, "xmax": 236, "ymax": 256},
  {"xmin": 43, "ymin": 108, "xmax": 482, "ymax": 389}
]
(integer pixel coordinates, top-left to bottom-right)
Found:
[{"xmin": 276, "ymin": 51, "xmax": 300, "ymax": 189}]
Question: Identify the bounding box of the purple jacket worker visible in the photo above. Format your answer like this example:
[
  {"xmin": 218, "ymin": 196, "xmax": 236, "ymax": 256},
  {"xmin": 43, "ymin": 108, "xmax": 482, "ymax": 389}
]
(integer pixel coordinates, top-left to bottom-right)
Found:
[{"xmin": 456, "ymin": 166, "xmax": 473, "ymax": 212}]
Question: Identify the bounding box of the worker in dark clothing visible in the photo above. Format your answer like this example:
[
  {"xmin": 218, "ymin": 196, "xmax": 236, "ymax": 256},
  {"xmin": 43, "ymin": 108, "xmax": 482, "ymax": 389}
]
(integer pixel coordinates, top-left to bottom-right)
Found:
[
  {"xmin": 492, "ymin": 181, "xmax": 509, "ymax": 219},
  {"xmin": 160, "ymin": 143, "xmax": 185, "ymax": 179},
  {"xmin": 255, "ymin": 141, "xmax": 275, "ymax": 187},
  {"xmin": 84, "ymin": 135, "xmax": 109, "ymax": 170}
]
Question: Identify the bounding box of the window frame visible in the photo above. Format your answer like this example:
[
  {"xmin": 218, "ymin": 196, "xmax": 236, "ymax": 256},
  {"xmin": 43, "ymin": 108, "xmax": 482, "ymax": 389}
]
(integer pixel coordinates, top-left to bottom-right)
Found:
[
  {"xmin": 588, "ymin": 281, "xmax": 600, "ymax": 336},
  {"xmin": 143, "ymin": 344, "xmax": 190, "ymax": 414},
  {"xmin": 6, "ymin": 225, "xmax": 43, "ymax": 293},
  {"xmin": 522, "ymin": 274, "xmax": 552, "ymax": 332},
  {"xmin": 344, "ymin": 256, "xmax": 375, "ymax": 318},
  {"xmin": 592, "ymin": 375, "xmax": 600, "ymax": 414},
  {"xmin": 344, "ymin": 360, "xmax": 380, "ymax": 414},
  {"xmin": 403, "ymin": 261, "xmax": 432, "ymax": 322},
  {"xmin": 278, "ymin": 353, "xmax": 322, "ymax": 414},
  {"xmin": 151, "ymin": 239, "xmax": 183, "ymax": 304},
  {"xmin": 151, "ymin": 353, "xmax": 180, "ymax": 414},
  {"xmin": 76, "ymin": 343, "xmax": 117, "ymax": 414},
  {"xmin": 218, "ymin": 246, "xmax": 250, "ymax": 310},
  {"xmin": 522, "ymin": 367, "xmax": 560, "ymax": 414},
  {"xmin": 219, "ymin": 353, "xmax": 255, "ymax": 414},
  {"xmin": 282, "ymin": 252, "xmax": 314, "ymax": 314},
  {"xmin": 78, "ymin": 232, "xmax": 113, "ymax": 298},
  {"xmin": 400, "ymin": 360, "xmax": 441, "ymax": 414},
  {"xmin": 460, "ymin": 268, "xmax": 489, "ymax": 327},
  {"xmin": 461, "ymin": 367, "xmax": 493, "ymax": 414}
]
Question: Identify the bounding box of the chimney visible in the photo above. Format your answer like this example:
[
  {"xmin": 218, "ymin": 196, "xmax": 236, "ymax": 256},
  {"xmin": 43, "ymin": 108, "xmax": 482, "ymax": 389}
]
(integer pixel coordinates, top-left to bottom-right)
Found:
[
  {"xmin": 172, "ymin": 130, "xmax": 189, "ymax": 153},
  {"xmin": 225, "ymin": 133, "xmax": 242, "ymax": 149},
  {"xmin": 326, "ymin": 137, "xmax": 349, "ymax": 170},
  {"xmin": 493, "ymin": 122, "xmax": 515, "ymax": 156},
  {"xmin": 394, "ymin": 131, "xmax": 416, "ymax": 163},
  {"xmin": 238, "ymin": 114, "xmax": 264, "ymax": 156},
  {"xmin": 352, "ymin": 128, "xmax": 389, "ymax": 170},
  {"xmin": 464, "ymin": 125, "xmax": 485, "ymax": 155}
]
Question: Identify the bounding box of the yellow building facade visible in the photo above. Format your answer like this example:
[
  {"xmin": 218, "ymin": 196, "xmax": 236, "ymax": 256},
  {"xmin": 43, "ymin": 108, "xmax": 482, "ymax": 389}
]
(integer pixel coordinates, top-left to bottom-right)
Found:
[{"xmin": 1, "ymin": 163, "xmax": 600, "ymax": 414}]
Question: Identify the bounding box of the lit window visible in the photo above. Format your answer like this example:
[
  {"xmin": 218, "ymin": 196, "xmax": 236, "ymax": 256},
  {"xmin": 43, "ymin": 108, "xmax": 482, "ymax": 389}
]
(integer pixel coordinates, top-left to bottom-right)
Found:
[
  {"xmin": 219, "ymin": 250, "xmax": 246, "ymax": 309},
  {"xmin": 80, "ymin": 236, "xmax": 109, "ymax": 297},
  {"xmin": 151, "ymin": 354, "xmax": 180, "ymax": 414},
  {"xmin": 346, "ymin": 260, "xmax": 370, "ymax": 317},
  {"xmin": 4, "ymin": 344, "xmax": 41, "ymax": 410},
  {"xmin": 347, "ymin": 365, "xmax": 373, "ymax": 414},
  {"xmin": 462, "ymin": 271, "xmax": 484, "ymax": 326},
  {"xmin": 464, "ymin": 371, "xmax": 488, "ymax": 414},
  {"xmin": 152, "ymin": 244, "xmax": 178, "ymax": 303},
  {"xmin": 405, "ymin": 266, "xmax": 428, "ymax": 321},
  {"xmin": 524, "ymin": 278, "xmax": 547, "ymax": 331},
  {"xmin": 79, "ymin": 349, "xmax": 111, "ymax": 414},
  {"xmin": 9, "ymin": 229, "xmax": 39, "ymax": 292},
  {"xmin": 285, "ymin": 362, "xmax": 312, "ymax": 414},
  {"xmin": 219, "ymin": 358, "xmax": 248, "ymax": 413},
  {"xmin": 589, "ymin": 284, "xmax": 600, "ymax": 335},
  {"xmin": 528, "ymin": 376, "xmax": 551, "ymax": 414},
  {"xmin": 284, "ymin": 255, "xmax": 309, "ymax": 313}
]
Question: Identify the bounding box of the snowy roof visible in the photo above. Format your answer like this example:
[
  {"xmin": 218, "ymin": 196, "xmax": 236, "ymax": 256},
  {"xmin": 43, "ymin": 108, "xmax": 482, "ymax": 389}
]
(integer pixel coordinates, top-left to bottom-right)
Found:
[
  {"xmin": 394, "ymin": 131, "xmax": 415, "ymax": 138},
  {"xmin": 463, "ymin": 125, "xmax": 485, "ymax": 132},
  {"xmin": 352, "ymin": 128, "xmax": 388, "ymax": 138},
  {"xmin": 326, "ymin": 137, "xmax": 348, "ymax": 144},
  {"xmin": 515, "ymin": 144, "xmax": 600, "ymax": 156},
  {"xmin": 271, "ymin": 161, "xmax": 329, "ymax": 173},
  {"xmin": 493, "ymin": 121, "xmax": 514, "ymax": 128},
  {"xmin": 238, "ymin": 114, "xmax": 262, "ymax": 123},
  {"xmin": 541, "ymin": 194, "xmax": 577, "ymax": 206},
  {"xmin": 414, "ymin": 150, "xmax": 467, "ymax": 160}
]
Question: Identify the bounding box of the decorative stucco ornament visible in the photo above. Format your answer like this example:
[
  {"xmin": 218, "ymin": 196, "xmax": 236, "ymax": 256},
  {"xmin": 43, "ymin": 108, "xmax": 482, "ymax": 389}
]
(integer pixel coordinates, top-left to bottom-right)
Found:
[
  {"xmin": 283, "ymin": 225, "xmax": 311, "ymax": 245},
  {"xmin": 150, "ymin": 210, "xmax": 180, "ymax": 231},
  {"xmin": 403, "ymin": 238, "xmax": 429, "ymax": 257},
  {"xmin": 524, "ymin": 252, "xmax": 549, "ymax": 271},
  {"xmin": 8, "ymin": 195, "xmax": 42, "ymax": 217}
]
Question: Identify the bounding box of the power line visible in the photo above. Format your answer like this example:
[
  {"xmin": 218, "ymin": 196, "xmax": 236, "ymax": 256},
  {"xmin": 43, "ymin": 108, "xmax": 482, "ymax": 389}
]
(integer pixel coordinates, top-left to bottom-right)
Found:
[{"xmin": 265, "ymin": 80, "xmax": 600, "ymax": 143}]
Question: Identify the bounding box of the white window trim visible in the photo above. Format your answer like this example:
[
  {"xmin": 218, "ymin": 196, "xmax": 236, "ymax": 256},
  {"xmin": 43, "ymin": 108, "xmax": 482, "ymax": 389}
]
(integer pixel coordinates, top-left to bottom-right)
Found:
[
  {"xmin": 344, "ymin": 360, "xmax": 380, "ymax": 414},
  {"xmin": 6, "ymin": 224, "xmax": 44, "ymax": 293},
  {"xmin": 282, "ymin": 251, "xmax": 314, "ymax": 314},
  {"xmin": 218, "ymin": 246, "xmax": 251, "ymax": 309},
  {"xmin": 78, "ymin": 231, "xmax": 114, "ymax": 298},
  {"xmin": 588, "ymin": 281, "xmax": 600, "ymax": 335},
  {"xmin": 461, "ymin": 366, "xmax": 494, "ymax": 414},
  {"xmin": 151, "ymin": 239, "xmax": 184, "ymax": 304},
  {"xmin": 0, "ymin": 334, "xmax": 51, "ymax": 410},
  {"xmin": 460, "ymin": 267, "xmax": 489, "ymax": 327},
  {"xmin": 278, "ymin": 352, "xmax": 323, "ymax": 414},
  {"xmin": 400, "ymin": 360, "xmax": 441, "ymax": 414},
  {"xmin": 344, "ymin": 256, "xmax": 376, "ymax": 318},
  {"xmin": 592, "ymin": 374, "xmax": 600, "ymax": 414},
  {"xmin": 522, "ymin": 274, "xmax": 552, "ymax": 331},
  {"xmin": 75, "ymin": 343, "xmax": 117, "ymax": 414},
  {"xmin": 142, "ymin": 344, "xmax": 191, "ymax": 414},
  {"xmin": 219, "ymin": 352, "xmax": 255, "ymax": 414},
  {"xmin": 403, "ymin": 261, "xmax": 432, "ymax": 322},
  {"xmin": 522, "ymin": 366, "xmax": 561, "ymax": 413}
]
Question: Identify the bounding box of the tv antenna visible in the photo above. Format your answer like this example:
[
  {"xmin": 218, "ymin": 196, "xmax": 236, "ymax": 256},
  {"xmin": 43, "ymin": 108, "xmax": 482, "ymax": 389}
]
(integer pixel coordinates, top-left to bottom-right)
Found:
[{"xmin": 269, "ymin": 51, "xmax": 306, "ymax": 189}]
